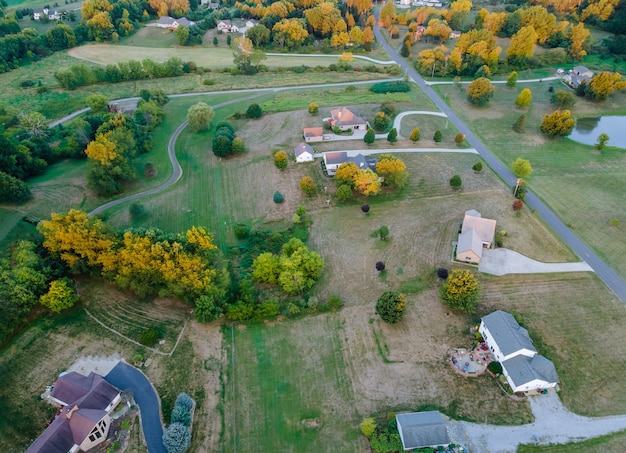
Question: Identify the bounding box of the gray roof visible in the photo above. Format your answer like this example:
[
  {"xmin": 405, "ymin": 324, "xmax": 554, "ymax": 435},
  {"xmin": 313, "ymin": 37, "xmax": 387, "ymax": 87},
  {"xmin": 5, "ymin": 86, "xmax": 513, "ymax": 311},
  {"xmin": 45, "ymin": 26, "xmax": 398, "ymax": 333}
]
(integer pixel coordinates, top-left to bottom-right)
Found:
[
  {"xmin": 177, "ymin": 17, "xmax": 194, "ymax": 27},
  {"xmin": 503, "ymin": 354, "xmax": 559, "ymax": 388},
  {"xmin": 294, "ymin": 142, "xmax": 314, "ymax": 157},
  {"xmin": 347, "ymin": 154, "xmax": 368, "ymax": 169},
  {"xmin": 157, "ymin": 16, "xmax": 175, "ymax": 25},
  {"xmin": 396, "ymin": 411, "xmax": 450, "ymax": 450},
  {"xmin": 482, "ymin": 310, "xmax": 536, "ymax": 357},
  {"xmin": 457, "ymin": 228, "xmax": 482, "ymax": 259}
]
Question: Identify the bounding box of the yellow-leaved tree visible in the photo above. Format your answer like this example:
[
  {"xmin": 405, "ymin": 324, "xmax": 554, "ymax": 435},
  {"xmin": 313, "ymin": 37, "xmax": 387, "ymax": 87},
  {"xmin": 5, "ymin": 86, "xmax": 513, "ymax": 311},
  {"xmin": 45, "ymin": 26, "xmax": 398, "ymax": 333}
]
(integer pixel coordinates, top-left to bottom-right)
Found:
[
  {"xmin": 375, "ymin": 154, "xmax": 408, "ymax": 188},
  {"xmin": 587, "ymin": 72, "xmax": 626, "ymax": 100},
  {"xmin": 148, "ymin": 0, "xmax": 189, "ymax": 16},
  {"xmin": 519, "ymin": 5, "xmax": 555, "ymax": 44},
  {"xmin": 540, "ymin": 110, "xmax": 575, "ymax": 137},
  {"xmin": 305, "ymin": 2, "xmax": 343, "ymax": 37},
  {"xmin": 439, "ymin": 269, "xmax": 480, "ymax": 313},
  {"xmin": 85, "ymin": 133, "xmax": 118, "ymax": 166},
  {"xmin": 507, "ymin": 26, "xmax": 538, "ymax": 65},
  {"xmin": 581, "ymin": 0, "xmax": 619, "ymax": 22}
]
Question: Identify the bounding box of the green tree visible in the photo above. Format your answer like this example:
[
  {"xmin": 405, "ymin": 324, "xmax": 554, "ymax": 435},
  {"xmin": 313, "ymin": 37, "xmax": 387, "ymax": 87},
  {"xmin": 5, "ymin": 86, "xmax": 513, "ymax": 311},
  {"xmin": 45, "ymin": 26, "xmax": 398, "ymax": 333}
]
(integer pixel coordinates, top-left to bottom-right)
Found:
[
  {"xmin": 467, "ymin": 77, "xmax": 494, "ymax": 105},
  {"xmin": 252, "ymin": 252, "xmax": 281, "ymax": 284},
  {"xmin": 515, "ymin": 88, "xmax": 532, "ymax": 108},
  {"xmin": 231, "ymin": 137, "xmax": 245, "ymax": 154},
  {"xmin": 187, "ymin": 102, "xmax": 215, "ymax": 133},
  {"xmin": 162, "ymin": 423, "xmax": 191, "ymax": 453},
  {"xmin": 247, "ymin": 103, "xmax": 263, "ymax": 119},
  {"xmin": 361, "ymin": 418, "xmax": 377, "ymax": 437},
  {"xmin": 550, "ymin": 90, "xmax": 576, "ymax": 109},
  {"xmin": 194, "ymin": 294, "xmax": 223, "ymax": 322},
  {"xmin": 40, "ymin": 278, "xmax": 78, "ymax": 313},
  {"xmin": 540, "ymin": 110, "xmax": 575, "ymax": 137},
  {"xmin": 336, "ymin": 184, "xmax": 353, "ymax": 201},
  {"xmin": 213, "ymin": 36, "xmax": 218, "ymax": 46},
  {"xmin": 274, "ymin": 150, "xmax": 288, "ymax": 169},
  {"xmin": 0, "ymin": 171, "xmax": 32, "ymax": 203},
  {"xmin": 212, "ymin": 134, "xmax": 233, "ymax": 157},
  {"xmin": 449, "ymin": 174, "xmax": 462, "ymax": 188},
  {"xmin": 506, "ymin": 71, "xmax": 517, "ymax": 88},
  {"xmin": 174, "ymin": 24, "xmax": 189, "ymax": 45},
  {"xmin": 387, "ymin": 127, "xmax": 397, "ymax": 143},
  {"xmin": 410, "ymin": 127, "xmax": 420, "ymax": 141},
  {"xmin": 472, "ymin": 162, "xmax": 483, "ymax": 172},
  {"xmin": 86, "ymin": 94, "xmax": 109, "ymax": 112},
  {"xmin": 373, "ymin": 112, "xmax": 391, "ymax": 131},
  {"xmin": 512, "ymin": 157, "xmax": 533, "ymax": 177},
  {"xmin": 439, "ymin": 269, "xmax": 480, "ymax": 313},
  {"xmin": 375, "ymin": 290, "xmax": 407, "ymax": 324},
  {"xmin": 377, "ymin": 225, "xmax": 389, "ymax": 240},
  {"xmin": 454, "ymin": 132, "xmax": 466, "ymax": 144},
  {"xmin": 596, "ymin": 133, "xmax": 609, "ymax": 150},
  {"xmin": 364, "ymin": 127, "xmax": 376, "ymax": 144},
  {"xmin": 433, "ymin": 130, "xmax": 442, "ymax": 142}
]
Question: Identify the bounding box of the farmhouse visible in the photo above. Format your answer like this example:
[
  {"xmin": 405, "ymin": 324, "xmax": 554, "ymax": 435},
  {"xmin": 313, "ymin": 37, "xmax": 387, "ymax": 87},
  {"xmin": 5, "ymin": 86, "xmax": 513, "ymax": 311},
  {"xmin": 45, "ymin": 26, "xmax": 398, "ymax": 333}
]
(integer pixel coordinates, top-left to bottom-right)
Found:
[
  {"xmin": 200, "ymin": 0, "xmax": 220, "ymax": 6},
  {"xmin": 156, "ymin": 16, "xmax": 196, "ymax": 29},
  {"xmin": 323, "ymin": 152, "xmax": 376, "ymax": 176},
  {"xmin": 455, "ymin": 209, "xmax": 496, "ymax": 264},
  {"xmin": 303, "ymin": 127, "xmax": 325, "ymax": 143},
  {"xmin": 217, "ymin": 20, "xmax": 240, "ymax": 33},
  {"xmin": 33, "ymin": 7, "xmax": 61, "ymax": 20},
  {"xmin": 396, "ymin": 411, "xmax": 450, "ymax": 451},
  {"xmin": 328, "ymin": 107, "xmax": 368, "ymax": 132},
  {"xmin": 27, "ymin": 372, "xmax": 121, "ymax": 453},
  {"xmin": 568, "ymin": 66, "xmax": 594, "ymax": 88},
  {"xmin": 479, "ymin": 310, "xmax": 560, "ymax": 393},
  {"xmin": 294, "ymin": 142, "xmax": 314, "ymax": 163}
]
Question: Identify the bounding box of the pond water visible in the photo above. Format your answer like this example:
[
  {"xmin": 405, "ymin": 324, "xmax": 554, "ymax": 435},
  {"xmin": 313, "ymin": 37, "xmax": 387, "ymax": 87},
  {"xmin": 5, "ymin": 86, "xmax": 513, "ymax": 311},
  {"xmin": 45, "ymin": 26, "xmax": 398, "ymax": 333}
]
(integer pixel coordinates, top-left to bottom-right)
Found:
[{"xmin": 568, "ymin": 116, "xmax": 626, "ymax": 148}]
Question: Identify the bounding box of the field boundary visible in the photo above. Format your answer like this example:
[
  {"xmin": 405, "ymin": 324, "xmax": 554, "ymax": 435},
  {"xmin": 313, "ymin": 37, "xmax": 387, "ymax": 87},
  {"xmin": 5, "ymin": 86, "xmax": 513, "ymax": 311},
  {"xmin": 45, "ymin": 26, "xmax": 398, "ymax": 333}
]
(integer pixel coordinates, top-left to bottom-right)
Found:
[
  {"xmin": 83, "ymin": 307, "xmax": 188, "ymax": 356},
  {"xmin": 231, "ymin": 323, "xmax": 236, "ymax": 453}
]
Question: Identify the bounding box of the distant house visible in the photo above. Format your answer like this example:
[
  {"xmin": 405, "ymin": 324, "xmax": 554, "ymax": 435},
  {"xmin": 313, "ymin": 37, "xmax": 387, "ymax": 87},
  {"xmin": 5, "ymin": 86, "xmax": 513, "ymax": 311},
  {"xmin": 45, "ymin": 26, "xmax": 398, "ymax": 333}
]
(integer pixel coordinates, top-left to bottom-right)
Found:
[
  {"xmin": 200, "ymin": 0, "xmax": 220, "ymax": 6},
  {"xmin": 245, "ymin": 19, "xmax": 258, "ymax": 28},
  {"xmin": 455, "ymin": 209, "xmax": 496, "ymax": 264},
  {"xmin": 413, "ymin": 25, "xmax": 426, "ymax": 41},
  {"xmin": 303, "ymin": 127, "xmax": 325, "ymax": 143},
  {"xmin": 323, "ymin": 152, "xmax": 375, "ymax": 176},
  {"xmin": 479, "ymin": 310, "xmax": 560, "ymax": 393},
  {"xmin": 33, "ymin": 7, "xmax": 61, "ymax": 20},
  {"xmin": 568, "ymin": 65, "xmax": 594, "ymax": 88},
  {"xmin": 328, "ymin": 107, "xmax": 368, "ymax": 132},
  {"xmin": 397, "ymin": 0, "xmax": 412, "ymax": 5},
  {"xmin": 217, "ymin": 20, "xmax": 240, "ymax": 33},
  {"xmin": 27, "ymin": 372, "xmax": 121, "ymax": 453},
  {"xmin": 294, "ymin": 142, "xmax": 314, "ymax": 163},
  {"xmin": 156, "ymin": 16, "xmax": 196, "ymax": 29},
  {"xmin": 396, "ymin": 411, "xmax": 450, "ymax": 451},
  {"xmin": 449, "ymin": 30, "xmax": 462, "ymax": 39}
]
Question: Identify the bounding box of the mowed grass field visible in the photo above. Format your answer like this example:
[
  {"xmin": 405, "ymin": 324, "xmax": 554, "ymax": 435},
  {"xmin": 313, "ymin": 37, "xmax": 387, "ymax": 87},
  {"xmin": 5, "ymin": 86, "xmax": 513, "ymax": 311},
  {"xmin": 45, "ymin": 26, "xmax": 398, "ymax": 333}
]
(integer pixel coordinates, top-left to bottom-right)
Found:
[{"xmin": 433, "ymin": 81, "xmax": 626, "ymax": 279}]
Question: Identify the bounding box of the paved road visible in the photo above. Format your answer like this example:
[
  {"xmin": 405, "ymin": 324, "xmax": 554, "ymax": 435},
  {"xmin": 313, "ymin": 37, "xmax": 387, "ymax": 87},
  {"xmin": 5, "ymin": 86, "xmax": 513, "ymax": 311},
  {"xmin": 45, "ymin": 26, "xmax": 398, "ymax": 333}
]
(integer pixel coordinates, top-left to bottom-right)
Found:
[
  {"xmin": 373, "ymin": 16, "xmax": 626, "ymax": 303},
  {"xmin": 313, "ymin": 148, "xmax": 477, "ymax": 159},
  {"xmin": 105, "ymin": 362, "xmax": 166, "ymax": 453}
]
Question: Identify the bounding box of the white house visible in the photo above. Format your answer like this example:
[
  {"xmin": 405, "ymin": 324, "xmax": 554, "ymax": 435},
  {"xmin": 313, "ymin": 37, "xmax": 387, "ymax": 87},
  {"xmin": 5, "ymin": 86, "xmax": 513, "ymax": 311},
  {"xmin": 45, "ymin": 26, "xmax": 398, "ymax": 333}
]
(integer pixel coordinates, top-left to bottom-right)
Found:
[
  {"xmin": 328, "ymin": 107, "xmax": 368, "ymax": 132},
  {"xmin": 455, "ymin": 209, "xmax": 496, "ymax": 264},
  {"xmin": 479, "ymin": 310, "xmax": 559, "ymax": 393},
  {"xmin": 568, "ymin": 65, "xmax": 594, "ymax": 87},
  {"xmin": 294, "ymin": 142, "xmax": 314, "ymax": 163},
  {"xmin": 27, "ymin": 372, "xmax": 121, "ymax": 453},
  {"xmin": 156, "ymin": 16, "xmax": 195, "ymax": 29},
  {"xmin": 217, "ymin": 20, "xmax": 240, "ymax": 33},
  {"xmin": 324, "ymin": 152, "xmax": 372, "ymax": 176},
  {"xmin": 396, "ymin": 411, "xmax": 450, "ymax": 451},
  {"xmin": 33, "ymin": 7, "xmax": 61, "ymax": 20}
]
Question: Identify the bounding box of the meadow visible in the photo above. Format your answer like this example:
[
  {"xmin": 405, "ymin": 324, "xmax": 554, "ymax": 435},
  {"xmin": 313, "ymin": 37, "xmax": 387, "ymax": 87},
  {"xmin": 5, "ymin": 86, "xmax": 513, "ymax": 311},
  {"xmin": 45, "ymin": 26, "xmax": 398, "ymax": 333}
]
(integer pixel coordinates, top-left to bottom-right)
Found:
[{"xmin": 433, "ymin": 80, "xmax": 626, "ymax": 280}]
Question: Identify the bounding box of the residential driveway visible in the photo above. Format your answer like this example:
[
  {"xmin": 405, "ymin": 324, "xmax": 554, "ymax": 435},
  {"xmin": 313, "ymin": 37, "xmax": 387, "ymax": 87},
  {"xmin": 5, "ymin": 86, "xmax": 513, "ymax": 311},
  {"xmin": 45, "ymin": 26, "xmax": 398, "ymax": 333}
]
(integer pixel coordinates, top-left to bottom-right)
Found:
[
  {"xmin": 105, "ymin": 362, "xmax": 166, "ymax": 453},
  {"xmin": 478, "ymin": 248, "xmax": 593, "ymax": 276},
  {"xmin": 446, "ymin": 391, "xmax": 626, "ymax": 452}
]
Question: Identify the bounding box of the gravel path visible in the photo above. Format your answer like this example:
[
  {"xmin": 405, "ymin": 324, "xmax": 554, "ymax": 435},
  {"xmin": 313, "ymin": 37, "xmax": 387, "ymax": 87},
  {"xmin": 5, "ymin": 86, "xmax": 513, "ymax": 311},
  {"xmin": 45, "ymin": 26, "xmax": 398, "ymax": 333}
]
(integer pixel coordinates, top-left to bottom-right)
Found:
[
  {"xmin": 447, "ymin": 391, "xmax": 626, "ymax": 452},
  {"xmin": 478, "ymin": 248, "xmax": 593, "ymax": 276}
]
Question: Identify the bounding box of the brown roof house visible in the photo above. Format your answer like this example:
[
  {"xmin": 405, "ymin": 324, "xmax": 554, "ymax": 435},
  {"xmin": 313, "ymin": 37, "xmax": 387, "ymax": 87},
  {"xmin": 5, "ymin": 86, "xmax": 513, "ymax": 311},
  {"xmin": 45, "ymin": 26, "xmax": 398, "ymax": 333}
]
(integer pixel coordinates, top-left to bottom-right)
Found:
[
  {"xmin": 294, "ymin": 142, "xmax": 314, "ymax": 163},
  {"xmin": 27, "ymin": 372, "xmax": 121, "ymax": 453},
  {"xmin": 455, "ymin": 209, "xmax": 496, "ymax": 264},
  {"xmin": 396, "ymin": 411, "xmax": 450, "ymax": 450},
  {"xmin": 328, "ymin": 107, "xmax": 368, "ymax": 131},
  {"xmin": 303, "ymin": 126, "xmax": 324, "ymax": 143}
]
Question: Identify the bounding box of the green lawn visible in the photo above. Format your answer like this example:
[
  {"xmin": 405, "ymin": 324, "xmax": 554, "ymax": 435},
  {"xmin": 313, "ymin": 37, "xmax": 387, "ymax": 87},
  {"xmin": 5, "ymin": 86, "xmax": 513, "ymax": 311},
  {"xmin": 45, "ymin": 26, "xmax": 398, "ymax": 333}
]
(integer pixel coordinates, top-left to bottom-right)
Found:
[
  {"xmin": 518, "ymin": 429, "xmax": 626, "ymax": 453},
  {"xmin": 228, "ymin": 316, "xmax": 362, "ymax": 453},
  {"xmin": 433, "ymin": 80, "xmax": 626, "ymax": 279}
]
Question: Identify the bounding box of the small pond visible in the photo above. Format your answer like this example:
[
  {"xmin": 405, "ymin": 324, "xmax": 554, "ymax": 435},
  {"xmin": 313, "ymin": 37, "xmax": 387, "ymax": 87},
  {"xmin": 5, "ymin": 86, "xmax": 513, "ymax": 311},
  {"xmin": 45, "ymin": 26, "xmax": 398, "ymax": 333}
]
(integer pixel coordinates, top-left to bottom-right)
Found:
[{"xmin": 568, "ymin": 116, "xmax": 626, "ymax": 148}]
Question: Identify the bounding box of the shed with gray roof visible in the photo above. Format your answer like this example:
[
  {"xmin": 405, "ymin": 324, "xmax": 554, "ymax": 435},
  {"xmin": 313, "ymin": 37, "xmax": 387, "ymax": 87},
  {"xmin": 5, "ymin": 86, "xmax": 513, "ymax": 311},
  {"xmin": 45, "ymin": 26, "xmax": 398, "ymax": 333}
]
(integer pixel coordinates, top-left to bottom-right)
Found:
[{"xmin": 396, "ymin": 411, "xmax": 450, "ymax": 450}]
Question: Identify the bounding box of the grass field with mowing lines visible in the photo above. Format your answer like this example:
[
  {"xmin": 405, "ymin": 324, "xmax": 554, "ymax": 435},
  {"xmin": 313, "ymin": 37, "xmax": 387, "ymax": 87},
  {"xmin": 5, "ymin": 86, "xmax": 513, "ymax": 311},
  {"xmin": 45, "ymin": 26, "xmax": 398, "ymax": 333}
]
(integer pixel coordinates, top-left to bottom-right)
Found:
[
  {"xmin": 433, "ymin": 81, "xmax": 626, "ymax": 279},
  {"xmin": 228, "ymin": 316, "xmax": 362, "ymax": 453}
]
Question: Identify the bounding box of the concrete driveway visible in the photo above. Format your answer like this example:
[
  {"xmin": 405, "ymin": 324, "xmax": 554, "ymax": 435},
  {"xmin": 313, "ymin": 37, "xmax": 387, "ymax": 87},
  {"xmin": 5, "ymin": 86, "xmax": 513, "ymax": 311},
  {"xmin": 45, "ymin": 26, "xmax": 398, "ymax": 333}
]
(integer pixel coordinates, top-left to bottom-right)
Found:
[
  {"xmin": 105, "ymin": 362, "xmax": 166, "ymax": 453},
  {"xmin": 478, "ymin": 248, "xmax": 593, "ymax": 276}
]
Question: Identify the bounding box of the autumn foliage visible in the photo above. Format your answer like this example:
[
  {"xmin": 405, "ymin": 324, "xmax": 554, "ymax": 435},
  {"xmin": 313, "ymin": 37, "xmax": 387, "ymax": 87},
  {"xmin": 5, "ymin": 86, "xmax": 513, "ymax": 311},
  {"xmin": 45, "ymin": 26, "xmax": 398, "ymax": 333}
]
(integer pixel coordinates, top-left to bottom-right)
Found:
[
  {"xmin": 439, "ymin": 270, "xmax": 480, "ymax": 313},
  {"xmin": 540, "ymin": 110, "xmax": 575, "ymax": 137}
]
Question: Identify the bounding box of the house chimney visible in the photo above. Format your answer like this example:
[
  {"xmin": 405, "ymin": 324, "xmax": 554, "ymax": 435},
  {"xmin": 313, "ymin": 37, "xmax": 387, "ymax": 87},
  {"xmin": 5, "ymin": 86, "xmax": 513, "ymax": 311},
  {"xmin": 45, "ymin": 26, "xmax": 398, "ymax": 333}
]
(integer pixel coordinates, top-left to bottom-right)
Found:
[{"xmin": 66, "ymin": 404, "xmax": 79, "ymax": 419}]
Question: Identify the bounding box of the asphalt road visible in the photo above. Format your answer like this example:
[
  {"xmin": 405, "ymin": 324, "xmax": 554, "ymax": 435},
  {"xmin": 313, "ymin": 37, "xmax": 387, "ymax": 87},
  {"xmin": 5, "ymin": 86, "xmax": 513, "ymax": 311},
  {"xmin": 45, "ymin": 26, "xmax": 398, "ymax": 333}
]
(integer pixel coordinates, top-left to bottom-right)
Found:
[
  {"xmin": 373, "ymin": 17, "xmax": 626, "ymax": 302},
  {"xmin": 105, "ymin": 362, "xmax": 166, "ymax": 453}
]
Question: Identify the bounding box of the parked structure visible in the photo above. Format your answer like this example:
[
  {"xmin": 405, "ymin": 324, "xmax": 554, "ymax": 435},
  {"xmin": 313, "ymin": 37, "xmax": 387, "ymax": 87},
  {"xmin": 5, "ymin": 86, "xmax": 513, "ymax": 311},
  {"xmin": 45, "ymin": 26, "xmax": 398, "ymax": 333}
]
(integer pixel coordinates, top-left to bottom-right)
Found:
[
  {"xmin": 303, "ymin": 127, "xmax": 325, "ymax": 143},
  {"xmin": 479, "ymin": 310, "xmax": 559, "ymax": 393}
]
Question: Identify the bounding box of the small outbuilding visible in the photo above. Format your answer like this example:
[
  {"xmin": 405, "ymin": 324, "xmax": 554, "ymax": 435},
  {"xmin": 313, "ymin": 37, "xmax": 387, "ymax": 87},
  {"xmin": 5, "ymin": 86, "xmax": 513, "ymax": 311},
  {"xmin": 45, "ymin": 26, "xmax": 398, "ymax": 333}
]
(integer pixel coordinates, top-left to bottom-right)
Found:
[
  {"xmin": 396, "ymin": 411, "xmax": 450, "ymax": 451},
  {"xmin": 294, "ymin": 142, "xmax": 314, "ymax": 163},
  {"xmin": 303, "ymin": 127, "xmax": 324, "ymax": 143}
]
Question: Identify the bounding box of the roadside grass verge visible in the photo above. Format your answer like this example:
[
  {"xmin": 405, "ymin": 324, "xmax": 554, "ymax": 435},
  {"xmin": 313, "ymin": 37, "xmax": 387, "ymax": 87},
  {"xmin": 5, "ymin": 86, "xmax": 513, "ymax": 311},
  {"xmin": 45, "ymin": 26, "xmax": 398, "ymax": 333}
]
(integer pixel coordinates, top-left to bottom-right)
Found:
[
  {"xmin": 432, "ymin": 80, "xmax": 626, "ymax": 279},
  {"xmin": 518, "ymin": 429, "xmax": 626, "ymax": 452},
  {"xmin": 229, "ymin": 315, "xmax": 362, "ymax": 453}
]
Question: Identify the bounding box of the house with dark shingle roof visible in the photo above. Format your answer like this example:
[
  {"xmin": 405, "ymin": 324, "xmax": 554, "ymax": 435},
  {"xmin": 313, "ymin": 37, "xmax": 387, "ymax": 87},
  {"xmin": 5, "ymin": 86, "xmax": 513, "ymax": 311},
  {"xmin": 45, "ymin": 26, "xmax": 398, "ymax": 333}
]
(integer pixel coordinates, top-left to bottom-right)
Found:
[
  {"xmin": 323, "ymin": 152, "xmax": 375, "ymax": 175},
  {"xmin": 396, "ymin": 411, "xmax": 450, "ymax": 450},
  {"xmin": 479, "ymin": 310, "xmax": 559, "ymax": 393},
  {"xmin": 294, "ymin": 142, "xmax": 314, "ymax": 163},
  {"xmin": 26, "ymin": 372, "xmax": 121, "ymax": 453}
]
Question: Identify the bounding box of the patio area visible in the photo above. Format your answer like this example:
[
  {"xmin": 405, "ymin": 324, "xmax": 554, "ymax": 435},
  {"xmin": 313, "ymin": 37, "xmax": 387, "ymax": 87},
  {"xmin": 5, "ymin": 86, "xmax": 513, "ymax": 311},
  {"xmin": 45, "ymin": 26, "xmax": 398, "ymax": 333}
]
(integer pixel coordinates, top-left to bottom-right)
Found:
[{"xmin": 450, "ymin": 343, "xmax": 493, "ymax": 377}]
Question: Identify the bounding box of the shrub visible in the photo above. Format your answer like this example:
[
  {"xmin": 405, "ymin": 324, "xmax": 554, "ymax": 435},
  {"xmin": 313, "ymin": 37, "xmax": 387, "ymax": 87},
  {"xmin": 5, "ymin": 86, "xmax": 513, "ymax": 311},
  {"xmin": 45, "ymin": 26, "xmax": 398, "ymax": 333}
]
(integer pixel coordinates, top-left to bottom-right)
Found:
[
  {"xmin": 513, "ymin": 114, "xmax": 526, "ymax": 133},
  {"xmin": 140, "ymin": 328, "xmax": 159, "ymax": 346},
  {"xmin": 376, "ymin": 290, "xmax": 407, "ymax": 324},
  {"xmin": 171, "ymin": 405, "xmax": 191, "ymax": 426},
  {"xmin": 327, "ymin": 295, "xmax": 343, "ymax": 310},
  {"xmin": 454, "ymin": 132, "xmax": 466, "ymax": 144},
  {"xmin": 144, "ymin": 162, "xmax": 157, "ymax": 177},
  {"xmin": 129, "ymin": 203, "xmax": 147, "ymax": 220},
  {"xmin": 299, "ymin": 176, "xmax": 316, "ymax": 194},
  {"xmin": 246, "ymin": 103, "xmax": 263, "ymax": 119},
  {"xmin": 234, "ymin": 223, "xmax": 250, "ymax": 239},
  {"xmin": 308, "ymin": 102, "xmax": 319, "ymax": 114},
  {"xmin": 361, "ymin": 418, "xmax": 377, "ymax": 437},
  {"xmin": 379, "ymin": 101, "xmax": 397, "ymax": 116},
  {"xmin": 437, "ymin": 268, "xmax": 449, "ymax": 279},
  {"xmin": 336, "ymin": 184, "xmax": 353, "ymax": 201},
  {"xmin": 162, "ymin": 422, "xmax": 191, "ymax": 453},
  {"xmin": 274, "ymin": 150, "xmax": 288, "ymax": 169},
  {"xmin": 512, "ymin": 158, "xmax": 532, "ymax": 177},
  {"xmin": 273, "ymin": 191, "xmax": 284, "ymax": 203},
  {"xmin": 296, "ymin": 205, "xmax": 306, "ymax": 216},
  {"xmin": 373, "ymin": 112, "xmax": 391, "ymax": 131},
  {"xmin": 433, "ymin": 129, "xmax": 442, "ymax": 142},
  {"xmin": 387, "ymin": 128, "xmax": 397, "ymax": 143},
  {"xmin": 472, "ymin": 162, "xmax": 483, "ymax": 172},
  {"xmin": 410, "ymin": 127, "xmax": 420, "ymax": 141},
  {"xmin": 375, "ymin": 261, "xmax": 385, "ymax": 271},
  {"xmin": 377, "ymin": 225, "xmax": 390, "ymax": 240},
  {"xmin": 361, "ymin": 204, "xmax": 370, "ymax": 213},
  {"xmin": 364, "ymin": 127, "xmax": 376, "ymax": 144},
  {"xmin": 231, "ymin": 137, "xmax": 245, "ymax": 154},
  {"xmin": 370, "ymin": 81, "xmax": 410, "ymax": 93},
  {"xmin": 487, "ymin": 361, "xmax": 503, "ymax": 375},
  {"xmin": 512, "ymin": 199, "xmax": 523, "ymax": 211},
  {"xmin": 449, "ymin": 174, "xmax": 462, "ymax": 188}
]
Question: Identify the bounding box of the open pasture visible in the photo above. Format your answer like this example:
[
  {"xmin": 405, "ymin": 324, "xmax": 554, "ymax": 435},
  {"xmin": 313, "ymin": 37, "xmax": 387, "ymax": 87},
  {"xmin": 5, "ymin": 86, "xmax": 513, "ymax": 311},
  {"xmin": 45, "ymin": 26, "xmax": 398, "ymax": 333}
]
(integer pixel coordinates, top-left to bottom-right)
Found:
[{"xmin": 433, "ymin": 81, "xmax": 626, "ymax": 279}]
